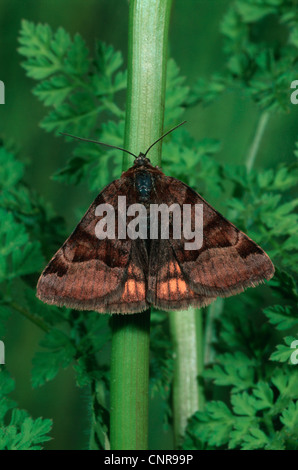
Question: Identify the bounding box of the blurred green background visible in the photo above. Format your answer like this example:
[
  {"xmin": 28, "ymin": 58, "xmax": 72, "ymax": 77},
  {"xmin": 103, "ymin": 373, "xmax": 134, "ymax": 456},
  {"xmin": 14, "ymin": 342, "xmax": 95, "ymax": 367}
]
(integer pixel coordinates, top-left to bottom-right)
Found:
[{"xmin": 0, "ymin": 0, "xmax": 297, "ymax": 450}]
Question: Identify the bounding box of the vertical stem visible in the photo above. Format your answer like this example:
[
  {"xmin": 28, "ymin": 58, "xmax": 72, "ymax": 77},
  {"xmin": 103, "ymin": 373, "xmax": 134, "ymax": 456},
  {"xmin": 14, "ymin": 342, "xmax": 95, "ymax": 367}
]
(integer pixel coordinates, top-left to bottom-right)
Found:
[
  {"xmin": 169, "ymin": 308, "xmax": 204, "ymax": 447},
  {"xmin": 204, "ymin": 297, "xmax": 224, "ymax": 366},
  {"xmin": 89, "ymin": 380, "xmax": 110, "ymax": 450},
  {"xmin": 196, "ymin": 310, "xmax": 205, "ymax": 409},
  {"xmin": 123, "ymin": 0, "xmax": 173, "ymax": 170},
  {"xmin": 110, "ymin": 0, "xmax": 173, "ymax": 451},
  {"xmin": 110, "ymin": 312, "xmax": 151, "ymax": 450}
]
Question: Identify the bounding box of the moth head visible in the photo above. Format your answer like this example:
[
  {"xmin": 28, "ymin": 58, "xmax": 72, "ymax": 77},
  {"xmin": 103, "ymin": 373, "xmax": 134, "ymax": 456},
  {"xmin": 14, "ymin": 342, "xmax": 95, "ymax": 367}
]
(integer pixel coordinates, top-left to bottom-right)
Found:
[{"xmin": 134, "ymin": 153, "xmax": 151, "ymax": 167}]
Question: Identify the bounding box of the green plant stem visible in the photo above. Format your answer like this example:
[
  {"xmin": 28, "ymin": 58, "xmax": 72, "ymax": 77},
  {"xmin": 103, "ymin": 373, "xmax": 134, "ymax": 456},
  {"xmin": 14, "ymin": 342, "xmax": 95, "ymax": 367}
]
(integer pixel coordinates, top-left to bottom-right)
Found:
[
  {"xmin": 122, "ymin": 0, "xmax": 173, "ymax": 169},
  {"xmin": 89, "ymin": 380, "xmax": 110, "ymax": 450},
  {"xmin": 204, "ymin": 298, "xmax": 224, "ymax": 366},
  {"xmin": 110, "ymin": 312, "xmax": 151, "ymax": 450},
  {"xmin": 246, "ymin": 111, "xmax": 270, "ymax": 173},
  {"xmin": 109, "ymin": 0, "xmax": 173, "ymax": 450},
  {"xmin": 169, "ymin": 308, "xmax": 204, "ymax": 447}
]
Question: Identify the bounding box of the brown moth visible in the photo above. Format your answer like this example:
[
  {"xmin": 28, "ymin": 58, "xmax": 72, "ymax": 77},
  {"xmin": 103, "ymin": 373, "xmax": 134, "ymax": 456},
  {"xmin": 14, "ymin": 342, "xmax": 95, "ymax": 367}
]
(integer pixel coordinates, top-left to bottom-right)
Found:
[{"xmin": 37, "ymin": 124, "xmax": 274, "ymax": 314}]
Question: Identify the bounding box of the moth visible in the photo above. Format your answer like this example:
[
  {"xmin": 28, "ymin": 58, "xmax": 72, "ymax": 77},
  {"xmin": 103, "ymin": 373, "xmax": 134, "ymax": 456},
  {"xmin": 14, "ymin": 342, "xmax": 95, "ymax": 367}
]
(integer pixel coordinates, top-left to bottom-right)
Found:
[{"xmin": 37, "ymin": 122, "xmax": 274, "ymax": 314}]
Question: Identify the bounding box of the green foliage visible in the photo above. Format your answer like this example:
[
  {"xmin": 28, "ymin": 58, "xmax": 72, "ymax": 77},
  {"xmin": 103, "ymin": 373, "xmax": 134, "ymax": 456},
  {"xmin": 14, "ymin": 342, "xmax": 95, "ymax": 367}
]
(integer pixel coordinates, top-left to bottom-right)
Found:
[
  {"xmin": 180, "ymin": 2, "xmax": 298, "ymax": 449},
  {"xmin": 224, "ymin": 163, "xmax": 298, "ymax": 272},
  {"xmin": 32, "ymin": 329, "xmax": 76, "ymax": 388},
  {"xmin": 270, "ymin": 335, "xmax": 298, "ymax": 363},
  {"xmin": 221, "ymin": 0, "xmax": 298, "ymax": 112},
  {"xmin": 0, "ymin": 147, "xmax": 44, "ymax": 284},
  {"xmin": 183, "ymin": 270, "xmax": 298, "ymax": 450},
  {"xmin": 0, "ymin": 140, "xmax": 110, "ymax": 448},
  {"xmin": 264, "ymin": 305, "xmax": 297, "ymax": 330},
  {"xmin": 0, "ymin": 369, "xmax": 52, "ymax": 450},
  {"xmin": 187, "ymin": 1, "xmax": 298, "ymax": 112},
  {"xmin": 18, "ymin": 20, "xmax": 126, "ymax": 136}
]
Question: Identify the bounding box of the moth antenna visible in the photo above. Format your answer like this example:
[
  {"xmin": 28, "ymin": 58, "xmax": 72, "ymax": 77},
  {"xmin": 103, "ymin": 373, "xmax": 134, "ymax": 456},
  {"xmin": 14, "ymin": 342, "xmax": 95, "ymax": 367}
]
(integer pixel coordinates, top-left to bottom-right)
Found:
[
  {"xmin": 143, "ymin": 120, "xmax": 187, "ymax": 158},
  {"xmin": 60, "ymin": 133, "xmax": 138, "ymax": 159}
]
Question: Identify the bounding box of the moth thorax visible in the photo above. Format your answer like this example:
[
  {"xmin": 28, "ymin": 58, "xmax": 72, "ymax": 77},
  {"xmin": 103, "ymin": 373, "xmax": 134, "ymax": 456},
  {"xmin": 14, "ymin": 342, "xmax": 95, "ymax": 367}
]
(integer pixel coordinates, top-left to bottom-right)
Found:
[{"xmin": 135, "ymin": 171, "xmax": 152, "ymax": 202}]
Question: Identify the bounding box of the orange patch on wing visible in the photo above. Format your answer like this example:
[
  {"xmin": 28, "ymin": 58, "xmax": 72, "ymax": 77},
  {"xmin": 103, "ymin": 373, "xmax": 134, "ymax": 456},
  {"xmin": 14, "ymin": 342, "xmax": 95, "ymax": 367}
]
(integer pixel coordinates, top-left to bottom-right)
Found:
[
  {"xmin": 169, "ymin": 279, "xmax": 178, "ymax": 293},
  {"xmin": 177, "ymin": 278, "xmax": 187, "ymax": 294},
  {"xmin": 159, "ymin": 282, "xmax": 169, "ymax": 298},
  {"xmin": 175, "ymin": 263, "xmax": 182, "ymax": 275},
  {"xmin": 128, "ymin": 264, "xmax": 142, "ymax": 276},
  {"xmin": 136, "ymin": 281, "xmax": 145, "ymax": 297},
  {"xmin": 127, "ymin": 279, "xmax": 137, "ymax": 297},
  {"xmin": 123, "ymin": 281, "xmax": 129, "ymax": 297},
  {"xmin": 122, "ymin": 279, "xmax": 146, "ymax": 301},
  {"xmin": 158, "ymin": 276, "xmax": 189, "ymax": 299},
  {"xmin": 168, "ymin": 261, "xmax": 175, "ymax": 275},
  {"xmin": 168, "ymin": 261, "xmax": 181, "ymax": 275}
]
